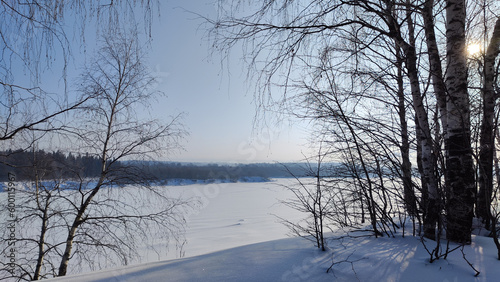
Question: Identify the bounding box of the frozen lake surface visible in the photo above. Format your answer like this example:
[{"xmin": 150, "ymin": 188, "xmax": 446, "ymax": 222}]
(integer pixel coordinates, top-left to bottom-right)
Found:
[
  {"xmin": 161, "ymin": 178, "xmax": 305, "ymax": 260},
  {"xmin": 43, "ymin": 178, "xmax": 500, "ymax": 282}
]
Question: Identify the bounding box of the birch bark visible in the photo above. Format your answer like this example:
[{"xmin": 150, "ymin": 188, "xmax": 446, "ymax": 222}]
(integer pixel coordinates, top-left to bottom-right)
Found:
[
  {"xmin": 477, "ymin": 18, "xmax": 500, "ymax": 229},
  {"xmin": 444, "ymin": 0, "xmax": 475, "ymax": 244}
]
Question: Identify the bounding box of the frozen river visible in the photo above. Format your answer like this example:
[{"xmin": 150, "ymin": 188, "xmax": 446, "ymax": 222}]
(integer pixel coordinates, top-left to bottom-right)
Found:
[
  {"xmin": 0, "ymin": 178, "xmax": 307, "ymax": 279},
  {"xmin": 161, "ymin": 178, "xmax": 305, "ymax": 260}
]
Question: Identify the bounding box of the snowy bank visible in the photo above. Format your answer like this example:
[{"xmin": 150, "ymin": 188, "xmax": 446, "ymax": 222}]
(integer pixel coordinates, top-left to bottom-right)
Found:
[{"xmin": 48, "ymin": 232, "xmax": 500, "ymax": 282}]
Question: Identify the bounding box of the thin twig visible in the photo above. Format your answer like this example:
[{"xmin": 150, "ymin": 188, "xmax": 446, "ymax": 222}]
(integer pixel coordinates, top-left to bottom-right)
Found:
[{"xmin": 461, "ymin": 246, "xmax": 480, "ymax": 277}]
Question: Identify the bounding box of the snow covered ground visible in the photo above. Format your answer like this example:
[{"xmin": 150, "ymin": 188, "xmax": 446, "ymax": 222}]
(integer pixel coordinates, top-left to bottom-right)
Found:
[
  {"xmin": 158, "ymin": 178, "xmax": 307, "ymax": 260},
  {"xmin": 38, "ymin": 179, "xmax": 500, "ymax": 281},
  {"xmin": 48, "ymin": 234, "xmax": 500, "ymax": 282}
]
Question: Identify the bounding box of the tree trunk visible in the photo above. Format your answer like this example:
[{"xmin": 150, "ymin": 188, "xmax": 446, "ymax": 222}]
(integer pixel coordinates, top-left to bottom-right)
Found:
[
  {"xmin": 403, "ymin": 19, "xmax": 439, "ymax": 241},
  {"xmin": 58, "ymin": 184, "xmax": 102, "ymax": 276},
  {"xmin": 477, "ymin": 18, "xmax": 500, "ymax": 230},
  {"xmin": 386, "ymin": 0, "xmax": 439, "ymax": 240},
  {"xmin": 444, "ymin": 0, "xmax": 475, "ymax": 244},
  {"xmin": 57, "ymin": 222, "xmax": 80, "ymax": 277},
  {"xmin": 415, "ymin": 117, "xmax": 428, "ymax": 230},
  {"xmin": 33, "ymin": 162, "xmax": 48, "ymax": 281},
  {"xmin": 395, "ymin": 41, "xmax": 416, "ymax": 217},
  {"xmin": 422, "ymin": 0, "xmax": 448, "ymax": 131},
  {"xmin": 420, "ymin": 0, "xmax": 451, "ymax": 241},
  {"xmin": 316, "ymin": 163, "xmax": 325, "ymax": 251},
  {"xmin": 33, "ymin": 194, "xmax": 50, "ymax": 280}
]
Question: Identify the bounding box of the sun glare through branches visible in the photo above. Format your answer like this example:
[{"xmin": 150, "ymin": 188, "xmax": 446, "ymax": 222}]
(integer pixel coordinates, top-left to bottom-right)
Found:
[{"xmin": 467, "ymin": 42, "xmax": 483, "ymax": 57}]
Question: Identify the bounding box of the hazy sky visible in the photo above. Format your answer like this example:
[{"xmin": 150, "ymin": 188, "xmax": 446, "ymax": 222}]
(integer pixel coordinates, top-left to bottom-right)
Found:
[
  {"xmin": 145, "ymin": 1, "xmax": 309, "ymax": 163},
  {"xmin": 13, "ymin": 1, "xmax": 309, "ymax": 163}
]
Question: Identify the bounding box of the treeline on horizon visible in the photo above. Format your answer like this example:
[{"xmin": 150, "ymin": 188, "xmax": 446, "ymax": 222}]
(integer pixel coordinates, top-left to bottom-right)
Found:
[
  {"xmin": 0, "ymin": 150, "xmax": 312, "ymax": 182},
  {"xmin": 139, "ymin": 161, "xmax": 310, "ymax": 182},
  {"xmin": 0, "ymin": 149, "xmax": 102, "ymax": 181}
]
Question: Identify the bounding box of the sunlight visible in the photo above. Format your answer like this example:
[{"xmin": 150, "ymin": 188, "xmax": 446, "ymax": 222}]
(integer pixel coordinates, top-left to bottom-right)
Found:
[{"xmin": 467, "ymin": 43, "xmax": 483, "ymax": 57}]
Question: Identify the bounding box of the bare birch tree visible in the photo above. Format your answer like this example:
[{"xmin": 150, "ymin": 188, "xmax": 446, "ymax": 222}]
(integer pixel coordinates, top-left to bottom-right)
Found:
[
  {"xmin": 0, "ymin": 32, "xmax": 189, "ymax": 280},
  {"xmin": 206, "ymin": 0, "xmax": 430, "ymax": 231},
  {"xmin": 206, "ymin": 0, "xmax": 489, "ymax": 243},
  {"xmin": 56, "ymin": 32, "xmax": 187, "ymax": 277},
  {"xmin": 0, "ymin": 1, "xmax": 160, "ymax": 144},
  {"xmin": 442, "ymin": 0, "xmax": 475, "ymax": 244},
  {"xmin": 476, "ymin": 17, "xmax": 500, "ymax": 230}
]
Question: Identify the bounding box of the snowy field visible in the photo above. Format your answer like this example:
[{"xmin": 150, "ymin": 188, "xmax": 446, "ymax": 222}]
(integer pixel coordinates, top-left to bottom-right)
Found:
[
  {"xmin": 7, "ymin": 178, "xmax": 500, "ymax": 281},
  {"xmin": 39, "ymin": 178, "xmax": 309, "ymax": 280},
  {"xmin": 161, "ymin": 178, "xmax": 307, "ymax": 260}
]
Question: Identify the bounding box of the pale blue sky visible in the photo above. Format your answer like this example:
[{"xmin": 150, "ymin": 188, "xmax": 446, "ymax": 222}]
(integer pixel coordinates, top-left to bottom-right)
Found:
[
  {"xmin": 11, "ymin": 1, "xmax": 309, "ymax": 163},
  {"xmin": 145, "ymin": 1, "xmax": 309, "ymax": 163}
]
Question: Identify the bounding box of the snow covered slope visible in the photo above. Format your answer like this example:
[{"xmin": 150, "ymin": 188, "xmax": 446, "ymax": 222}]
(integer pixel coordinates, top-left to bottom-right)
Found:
[
  {"xmin": 40, "ymin": 179, "xmax": 500, "ymax": 281},
  {"xmin": 48, "ymin": 231, "xmax": 500, "ymax": 282}
]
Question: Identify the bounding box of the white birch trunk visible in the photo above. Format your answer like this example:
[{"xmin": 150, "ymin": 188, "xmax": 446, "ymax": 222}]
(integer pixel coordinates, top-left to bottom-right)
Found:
[
  {"xmin": 444, "ymin": 0, "xmax": 475, "ymax": 244},
  {"xmin": 477, "ymin": 18, "xmax": 500, "ymax": 229}
]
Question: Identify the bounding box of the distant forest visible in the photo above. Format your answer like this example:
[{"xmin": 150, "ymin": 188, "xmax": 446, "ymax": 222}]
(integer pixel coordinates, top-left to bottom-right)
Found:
[
  {"xmin": 0, "ymin": 150, "xmax": 310, "ymax": 182},
  {"xmin": 139, "ymin": 161, "xmax": 309, "ymax": 182},
  {"xmin": 0, "ymin": 150, "xmax": 102, "ymax": 181}
]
